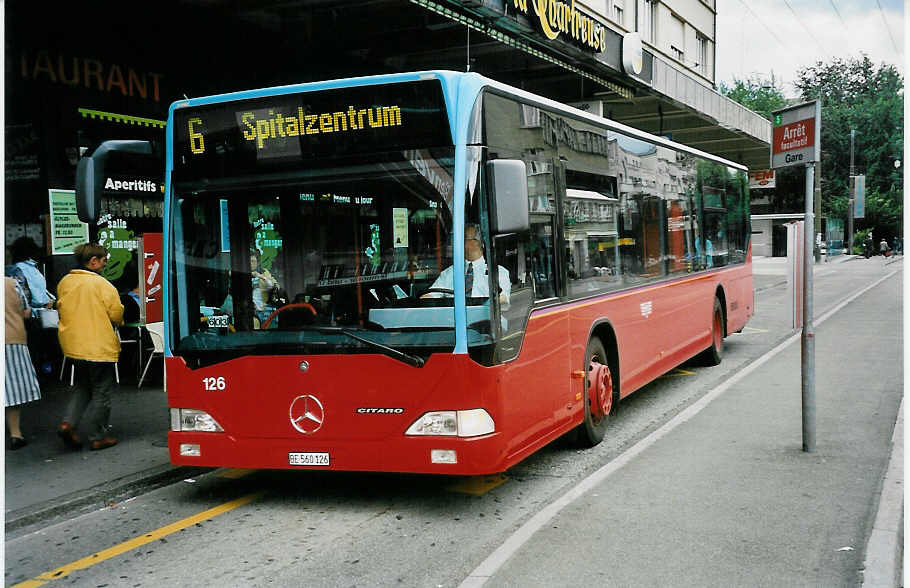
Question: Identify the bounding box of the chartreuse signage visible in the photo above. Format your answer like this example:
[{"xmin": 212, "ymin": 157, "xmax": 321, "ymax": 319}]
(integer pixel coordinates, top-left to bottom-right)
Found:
[{"xmin": 512, "ymin": 0, "xmax": 607, "ymax": 52}]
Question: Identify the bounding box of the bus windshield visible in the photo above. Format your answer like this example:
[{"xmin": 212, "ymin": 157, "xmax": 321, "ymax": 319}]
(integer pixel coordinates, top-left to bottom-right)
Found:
[{"xmin": 171, "ymin": 149, "xmax": 477, "ymax": 366}]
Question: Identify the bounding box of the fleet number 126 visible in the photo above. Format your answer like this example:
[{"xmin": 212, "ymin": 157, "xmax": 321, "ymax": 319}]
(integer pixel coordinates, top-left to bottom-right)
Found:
[{"xmin": 203, "ymin": 376, "xmax": 226, "ymax": 390}]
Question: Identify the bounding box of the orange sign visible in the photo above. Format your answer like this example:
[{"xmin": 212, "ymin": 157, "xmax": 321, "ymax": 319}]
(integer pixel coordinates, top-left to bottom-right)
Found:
[{"xmin": 748, "ymin": 169, "xmax": 775, "ymax": 189}]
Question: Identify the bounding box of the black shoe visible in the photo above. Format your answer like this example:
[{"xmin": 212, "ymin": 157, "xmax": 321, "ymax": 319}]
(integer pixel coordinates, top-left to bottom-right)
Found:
[{"xmin": 9, "ymin": 437, "xmax": 27, "ymax": 450}]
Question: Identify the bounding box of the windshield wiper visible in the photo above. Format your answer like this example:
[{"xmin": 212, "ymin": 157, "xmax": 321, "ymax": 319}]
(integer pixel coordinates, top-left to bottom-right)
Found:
[{"xmin": 314, "ymin": 327, "xmax": 425, "ymax": 368}]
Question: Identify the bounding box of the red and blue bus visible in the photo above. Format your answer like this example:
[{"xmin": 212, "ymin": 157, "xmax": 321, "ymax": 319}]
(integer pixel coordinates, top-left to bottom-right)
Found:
[{"xmin": 79, "ymin": 71, "xmax": 752, "ymax": 474}]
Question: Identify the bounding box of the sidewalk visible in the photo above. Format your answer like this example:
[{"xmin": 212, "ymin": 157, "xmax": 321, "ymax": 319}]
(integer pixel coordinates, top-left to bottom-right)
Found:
[
  {"xmin": 480, "ymin": 266, "xmax": 903, "ymax": 585},
  {"xmin": 751, "ymin": 252, "xmax": 858, "ymax": 293},
  {"xmin": 3, "ymin": 366, "xmax": 203, "ymax": 532}
]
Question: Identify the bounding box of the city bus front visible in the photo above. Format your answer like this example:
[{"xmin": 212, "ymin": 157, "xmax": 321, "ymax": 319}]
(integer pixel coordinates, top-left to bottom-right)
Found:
[{"xmin": 166, "ymin": 74, "xmax": 523, "ymax": 474}]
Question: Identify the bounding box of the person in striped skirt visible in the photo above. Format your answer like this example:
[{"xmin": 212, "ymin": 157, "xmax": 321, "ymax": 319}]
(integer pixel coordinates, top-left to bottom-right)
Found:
[{"xmin": 5, "ymin": 276, "xmax": 42, "ymax": 449}]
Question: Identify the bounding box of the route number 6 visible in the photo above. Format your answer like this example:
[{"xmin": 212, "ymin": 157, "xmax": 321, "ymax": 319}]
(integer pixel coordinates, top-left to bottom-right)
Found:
[{"xmin": 203, "ymin": 376, "xmax": 226, "ymax": 391}]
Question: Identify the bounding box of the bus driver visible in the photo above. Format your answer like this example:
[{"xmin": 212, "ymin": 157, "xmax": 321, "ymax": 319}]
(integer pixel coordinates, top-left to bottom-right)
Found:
[{"xmin": 422, "ymin": 224, "xmax": 511, "ymax": 308}]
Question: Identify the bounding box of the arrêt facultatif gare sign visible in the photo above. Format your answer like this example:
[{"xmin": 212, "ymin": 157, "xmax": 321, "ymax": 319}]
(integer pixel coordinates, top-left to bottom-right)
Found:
[{"xmin": 771, "ymin": 101, "xmax": 820, "ymax": 169}]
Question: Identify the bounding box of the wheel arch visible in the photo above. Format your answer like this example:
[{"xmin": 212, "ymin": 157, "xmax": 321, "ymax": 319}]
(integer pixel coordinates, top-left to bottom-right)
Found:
[{"xmin": 714, "ymin": 285, "xmax": 728, "ymax": 337}]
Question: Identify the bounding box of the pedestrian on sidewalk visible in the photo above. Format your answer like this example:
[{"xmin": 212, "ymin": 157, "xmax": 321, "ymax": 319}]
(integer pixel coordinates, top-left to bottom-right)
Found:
[
  {"xmin": 879, "ymin": 238, "xmax": 890, "ymax": 258},
  {"xmin": 7, "ymin": 237, "xmax": 57, "ymax": 380},
  {"xmin": 55, "ymin": 243, "xmax": 124, "ymax": 451},
  {"xmin": 5, "ymin": 277, "xmax": 42, "ymax": 450}
]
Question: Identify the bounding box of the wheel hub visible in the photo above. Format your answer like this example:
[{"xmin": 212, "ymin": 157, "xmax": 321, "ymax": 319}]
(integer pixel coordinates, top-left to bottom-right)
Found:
[{"xmin": 587, "ymin": 361, "xmax": 612, "ymax": 420}]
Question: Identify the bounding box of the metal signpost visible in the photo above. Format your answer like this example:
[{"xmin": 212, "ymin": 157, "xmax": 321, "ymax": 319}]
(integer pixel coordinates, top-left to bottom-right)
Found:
[{"xmin": 772, "ymin": 101, "xmax": 821, "ymax": 453}]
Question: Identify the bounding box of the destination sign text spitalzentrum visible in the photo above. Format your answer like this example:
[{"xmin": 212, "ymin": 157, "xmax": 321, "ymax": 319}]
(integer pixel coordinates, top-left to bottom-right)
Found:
[{"xmin": 187, "ymin": 104, "xmax": 403, "ymax": 154}]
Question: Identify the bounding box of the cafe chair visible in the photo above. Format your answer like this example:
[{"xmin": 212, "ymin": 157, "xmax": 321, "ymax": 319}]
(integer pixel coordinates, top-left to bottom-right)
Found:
[
  {"xmin": 59, "ymin": 357, "xmax": 120, "ymax": 386},
  {"xmin": 61, "ymin": 326, "xmax": 126, "ymax": 385},
  {"xmin": 138, "ymin": 321, "xmax": 164, "ymax": 388},
  {"xmin": 118, "ymin": 324, "xmax": 141, "ymax": 379}
]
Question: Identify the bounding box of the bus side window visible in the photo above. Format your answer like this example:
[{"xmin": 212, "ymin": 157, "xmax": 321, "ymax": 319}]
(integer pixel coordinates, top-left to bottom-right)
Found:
[
  {"xmin": 665, "ymin": 198, "xmax": 691, "ymax": 275},
  {"xmin": 701, "ymin": 184, "xmax": 727, "ymax": 268},
  {"xmin": 525, "ymin": 160, "xmax": 557, "ymax": 300},
  {"xmin": 528, "ymin": 217, "xmax": 557, "ymax": 299},
  {"xmin": 493, "ymin": 233, "xmax": 528, "ymax": 362}
]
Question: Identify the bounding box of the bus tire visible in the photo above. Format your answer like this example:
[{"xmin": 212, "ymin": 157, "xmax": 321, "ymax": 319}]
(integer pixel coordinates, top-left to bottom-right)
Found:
[
  {"xmin": 700, "ymin": 297, "xmax": 724, "ymax": 366},
  {"xmin": 577, "ymin": 336, "xmax": 612, "ymax": 447}
]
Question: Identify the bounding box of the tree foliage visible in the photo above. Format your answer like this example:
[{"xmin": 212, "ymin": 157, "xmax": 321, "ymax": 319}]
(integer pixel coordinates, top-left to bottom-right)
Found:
[
  {"xmin": 794, "ymin": 55, "xmax": 903, "ymax": 240},
  {"xmin": 718, "ymin": 75, "xmax": 788, "ymax": 121}
]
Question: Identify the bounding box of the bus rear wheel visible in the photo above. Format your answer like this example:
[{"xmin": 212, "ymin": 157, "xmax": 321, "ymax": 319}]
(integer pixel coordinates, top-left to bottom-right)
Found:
[
  {"xmin": 577, "ymin": 336, "xmax": 612, "ymax": 447},
  {"xmin": 700, "ymin": 298, "xmax": 724, "ymax": 366}
]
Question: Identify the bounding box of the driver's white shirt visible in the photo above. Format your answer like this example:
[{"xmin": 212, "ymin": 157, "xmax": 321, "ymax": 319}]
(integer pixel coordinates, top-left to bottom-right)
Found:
[{"xmin": 429, "ymin": 257, "xmax": 511, "ymax": 303}]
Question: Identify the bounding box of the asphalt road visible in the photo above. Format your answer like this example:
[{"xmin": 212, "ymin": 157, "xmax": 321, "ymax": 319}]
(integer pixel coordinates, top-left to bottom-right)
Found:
[{"xmin": 4, "ymin": 257, "xmax": 902, "ymax": 588}]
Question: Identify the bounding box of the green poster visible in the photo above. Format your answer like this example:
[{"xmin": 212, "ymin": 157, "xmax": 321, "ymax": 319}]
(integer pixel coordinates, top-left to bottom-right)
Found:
[
  {"xmin": 97, "ymin": 216, "xmax": 137, "ymax": 281},
  {"xmin": 48, "ymin": 189, "xmax": 89, "ymax": 255},
  {"xmin": 253, "ymin": 219, "xmax": 282, "ymax": 270}
]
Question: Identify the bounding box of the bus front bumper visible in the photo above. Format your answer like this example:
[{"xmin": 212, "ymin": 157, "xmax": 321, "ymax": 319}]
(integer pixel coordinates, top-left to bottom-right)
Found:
[{"xmin": 168, "ymin": 431, "xmax": 507, "ymax": 475}]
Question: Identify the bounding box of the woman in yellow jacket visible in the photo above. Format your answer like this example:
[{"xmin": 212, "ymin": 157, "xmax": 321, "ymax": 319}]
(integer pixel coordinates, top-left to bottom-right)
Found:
[{"xmin": 56, "ymin": 243, "xmax": 124, "ymax": 451}]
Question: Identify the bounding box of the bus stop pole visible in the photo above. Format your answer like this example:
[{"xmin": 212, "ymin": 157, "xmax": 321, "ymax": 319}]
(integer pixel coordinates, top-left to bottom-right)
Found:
[
  {"xmin": 802, "ymin": 163, "xmax": 816, "ymax": 452},
  {"xmin": 848, "ymin": 129, "xmax": 855, "ymax": 257}
]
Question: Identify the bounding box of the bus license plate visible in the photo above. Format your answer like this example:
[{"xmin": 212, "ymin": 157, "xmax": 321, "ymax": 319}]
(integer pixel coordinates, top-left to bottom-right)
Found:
[{"xmin": 288, "ymin": 452, "xmax": 330, "ymax": 466}]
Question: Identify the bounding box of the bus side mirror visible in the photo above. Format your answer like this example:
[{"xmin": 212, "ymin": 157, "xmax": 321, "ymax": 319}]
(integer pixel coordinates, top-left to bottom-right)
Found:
[
  {"xmin": 486, "ymin": 160, "xmax": 529, "ymax": 234},
  {"xmin": 76, "ymin": 140, "xmax": 154, "ymax": 223}
]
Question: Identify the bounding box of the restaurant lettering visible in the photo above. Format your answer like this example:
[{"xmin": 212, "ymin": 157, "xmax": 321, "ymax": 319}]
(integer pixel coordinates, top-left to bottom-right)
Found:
[
  {"xmin": 19, "ymin": 50, "xmax": 164, "ymax": 102},
  {"xmin": 513, "ymin": 0, "xmax": 607, "ymax": 52}
]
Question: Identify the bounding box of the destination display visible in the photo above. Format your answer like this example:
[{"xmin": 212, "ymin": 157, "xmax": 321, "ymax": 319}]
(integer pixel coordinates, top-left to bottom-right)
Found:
[{"xmin": 173, "ymin": 80, "xmax": 451, "ymax": 182}]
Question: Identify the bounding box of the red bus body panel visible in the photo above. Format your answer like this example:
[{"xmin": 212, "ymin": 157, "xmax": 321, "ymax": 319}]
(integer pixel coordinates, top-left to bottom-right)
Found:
[{"xmin": 168, "ymin": 263, "xmax": 751, "ymax": 474}]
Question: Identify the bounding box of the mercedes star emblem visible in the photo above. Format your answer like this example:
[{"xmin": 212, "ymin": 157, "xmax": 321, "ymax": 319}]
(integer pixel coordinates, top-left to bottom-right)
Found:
[{"xmin": 289, "ymin": 394, "xmax": 325, "ymax": 434}]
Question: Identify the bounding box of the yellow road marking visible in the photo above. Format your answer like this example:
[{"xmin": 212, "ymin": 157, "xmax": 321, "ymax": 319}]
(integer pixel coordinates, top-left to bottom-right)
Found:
[
  {"xmin": 741, "ymin": 326, "xmax": 769, "ymax": 333},
  {"xmin": 216, "ymin": 468, "xmax": 256, "ymax": 479},
  {"xmin": 660, "ymin": 368, "xmax": 696, "ymax": 378},
  {"xmin": 12, "ymin": 491, "xmax": 264, "ymax": 588},
  {"xmin": 446, "ymin": 474, "xmax": 509, "ymax": 495}
]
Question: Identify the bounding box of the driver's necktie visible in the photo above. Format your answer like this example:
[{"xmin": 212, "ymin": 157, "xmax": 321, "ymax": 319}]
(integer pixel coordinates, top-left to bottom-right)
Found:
[{"xmin": 465, "ymin": 262, "xmax": 474, "ymax": 296}]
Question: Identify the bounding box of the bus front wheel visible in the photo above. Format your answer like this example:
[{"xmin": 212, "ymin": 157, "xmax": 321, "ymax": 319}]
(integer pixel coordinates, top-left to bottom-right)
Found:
[{"xmin": 577, "ymin": 336, "xmax": 612, "ymax": 447}]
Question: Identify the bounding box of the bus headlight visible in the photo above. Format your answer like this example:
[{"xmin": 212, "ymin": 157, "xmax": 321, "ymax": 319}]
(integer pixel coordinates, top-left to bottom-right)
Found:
[
  {"xmin": 405, "ymin": 409, "xmax": 495, "ymax": 437},
  {"xmin": 170, "ymin": 408, "xmax": 224, "ymax": 432}
]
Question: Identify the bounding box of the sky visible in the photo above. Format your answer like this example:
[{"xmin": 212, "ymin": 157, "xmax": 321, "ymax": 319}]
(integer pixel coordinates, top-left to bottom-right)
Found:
[{"xmin": 715, "ymin": 0, "xmax": 905, "ymax": 97}]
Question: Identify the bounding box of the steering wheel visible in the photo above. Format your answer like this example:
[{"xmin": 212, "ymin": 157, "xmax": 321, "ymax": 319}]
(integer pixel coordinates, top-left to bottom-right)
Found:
[{"xmin": 262, "ymin": 302, "xmax": 317, "ymax": 329}]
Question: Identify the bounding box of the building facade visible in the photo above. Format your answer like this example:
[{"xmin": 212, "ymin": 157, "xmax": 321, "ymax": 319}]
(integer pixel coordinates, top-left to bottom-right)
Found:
[{"xmin": 4, "ymin": 0, "xmax": 770, "ymax": 286}]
